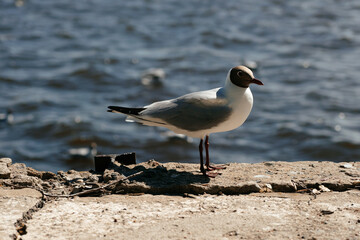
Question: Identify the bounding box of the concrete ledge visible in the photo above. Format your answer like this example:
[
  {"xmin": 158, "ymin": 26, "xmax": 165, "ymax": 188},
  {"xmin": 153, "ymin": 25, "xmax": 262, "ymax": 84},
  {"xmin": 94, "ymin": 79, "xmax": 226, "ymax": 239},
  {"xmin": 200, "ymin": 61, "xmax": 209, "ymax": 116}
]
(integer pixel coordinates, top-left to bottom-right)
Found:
[
  {"xmin": 1, "ymin": 158, "xmax": 359, "ymax": 196},
  {"xmin": 0, "ymin": 158, "xmax": 359, "ymax": 239},
  {"xmin": 17, "ymin": 191, "xmax": 360, "ymax": 240},
  {"xmin": 111, "ymin": 161, "xmax": 360, "ymax": 194}
]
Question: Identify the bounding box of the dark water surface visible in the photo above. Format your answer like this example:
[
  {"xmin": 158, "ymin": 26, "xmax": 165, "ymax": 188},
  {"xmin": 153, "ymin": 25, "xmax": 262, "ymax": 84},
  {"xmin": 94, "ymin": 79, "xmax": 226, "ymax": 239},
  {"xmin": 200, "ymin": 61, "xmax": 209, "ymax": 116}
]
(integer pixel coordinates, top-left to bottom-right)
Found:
[{"xmin": 1, "ymin": 0, "xmax": 359, "ymax": 172}]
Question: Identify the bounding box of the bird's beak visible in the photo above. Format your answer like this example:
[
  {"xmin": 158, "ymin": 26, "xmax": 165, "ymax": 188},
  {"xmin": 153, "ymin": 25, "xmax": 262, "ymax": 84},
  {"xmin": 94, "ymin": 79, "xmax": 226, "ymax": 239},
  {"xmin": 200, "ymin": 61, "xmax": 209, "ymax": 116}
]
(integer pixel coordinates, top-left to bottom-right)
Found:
[{"xmin": 251, "ymin": 78, "xmax": 264, "ymax": 85}]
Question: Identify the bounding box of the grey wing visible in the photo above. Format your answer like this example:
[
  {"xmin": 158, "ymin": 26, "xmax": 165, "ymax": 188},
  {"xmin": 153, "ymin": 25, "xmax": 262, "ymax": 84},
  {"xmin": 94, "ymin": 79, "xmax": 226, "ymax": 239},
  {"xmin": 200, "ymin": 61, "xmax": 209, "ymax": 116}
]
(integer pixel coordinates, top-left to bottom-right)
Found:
[{"xmin": 141, "ymin": 97, "xmax": 232, "ymax": 131}]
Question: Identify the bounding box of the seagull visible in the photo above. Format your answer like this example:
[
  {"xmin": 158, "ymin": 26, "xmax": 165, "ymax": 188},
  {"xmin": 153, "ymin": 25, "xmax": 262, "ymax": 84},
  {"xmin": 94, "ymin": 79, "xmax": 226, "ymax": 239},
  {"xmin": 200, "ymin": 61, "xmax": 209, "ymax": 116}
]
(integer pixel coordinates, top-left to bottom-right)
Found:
[
  {"xmin": 108, "ymin": 66, "xmax": 263, "ymax": 177},
  {"xmin": 68, "ymin": 142, "xmax": 97, "ymax": 159},
  {"xmin": 0, "ymin": 108, "xmax": 14, "ymax": 125},
  {"xmin": 141, "ymin": 68, "xmax": 165, "ymax": 87}
]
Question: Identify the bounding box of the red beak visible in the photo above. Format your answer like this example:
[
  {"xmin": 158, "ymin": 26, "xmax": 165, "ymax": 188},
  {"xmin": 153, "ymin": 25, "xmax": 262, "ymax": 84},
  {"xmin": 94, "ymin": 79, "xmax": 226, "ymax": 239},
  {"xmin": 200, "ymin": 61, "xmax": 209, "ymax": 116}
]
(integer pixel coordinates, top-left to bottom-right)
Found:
[{"xmin": 252, "ymin": 78, "xmax": 264, "ymax": 85}]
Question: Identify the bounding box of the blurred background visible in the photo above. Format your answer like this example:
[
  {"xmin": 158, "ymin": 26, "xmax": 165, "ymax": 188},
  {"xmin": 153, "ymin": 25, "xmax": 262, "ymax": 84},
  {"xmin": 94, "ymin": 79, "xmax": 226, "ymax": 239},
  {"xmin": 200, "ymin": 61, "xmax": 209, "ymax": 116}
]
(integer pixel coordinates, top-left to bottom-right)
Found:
[{"xmin": 0, "ymin": 0, "xmax": 359, "ymax": 172}]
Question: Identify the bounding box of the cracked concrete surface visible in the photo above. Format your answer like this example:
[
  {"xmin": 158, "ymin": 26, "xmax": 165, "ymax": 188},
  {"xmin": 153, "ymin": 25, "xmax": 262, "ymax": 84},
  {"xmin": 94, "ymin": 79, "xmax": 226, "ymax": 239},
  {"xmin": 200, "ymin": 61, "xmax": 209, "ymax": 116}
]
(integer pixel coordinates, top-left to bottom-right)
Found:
[
  {"xmin": 21, "ymin": 191, "xmax": 360, "ymax": 240},
  {"xmin": 0, "ymin": 189, "xmax": 42, "ymax": 239},
  {"xmin": 0, "ymin": 159, "xmax": 359, "ymax": 239}
]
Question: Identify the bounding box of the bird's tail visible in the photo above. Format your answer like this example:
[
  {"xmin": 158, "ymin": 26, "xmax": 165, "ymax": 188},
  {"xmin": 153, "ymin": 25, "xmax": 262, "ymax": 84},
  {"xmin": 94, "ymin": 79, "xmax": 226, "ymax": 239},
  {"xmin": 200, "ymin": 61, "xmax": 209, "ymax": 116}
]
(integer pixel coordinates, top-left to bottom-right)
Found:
[{"xmin": 107, "ymin": 106, "xmax": 146, "ymax": 115}]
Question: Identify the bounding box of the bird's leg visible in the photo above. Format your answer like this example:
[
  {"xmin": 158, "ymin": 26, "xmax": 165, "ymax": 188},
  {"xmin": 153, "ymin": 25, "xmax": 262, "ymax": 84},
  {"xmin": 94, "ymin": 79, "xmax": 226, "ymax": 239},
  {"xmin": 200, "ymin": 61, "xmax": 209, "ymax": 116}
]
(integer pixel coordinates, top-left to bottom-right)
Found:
[
  {"xmin": 199, "ymin": 138, "xmax": 217, "ymax": 178},
  {"xmin": 199, "ymin": 138, "xmax": 205, "ymax": 174},
  {"xmin": 205, "ymin": 135, "xmax": 226, "ymax": 171},
  {"xmin": 205, "ymin": 135, "xmax": 210, "ymax": 169}
]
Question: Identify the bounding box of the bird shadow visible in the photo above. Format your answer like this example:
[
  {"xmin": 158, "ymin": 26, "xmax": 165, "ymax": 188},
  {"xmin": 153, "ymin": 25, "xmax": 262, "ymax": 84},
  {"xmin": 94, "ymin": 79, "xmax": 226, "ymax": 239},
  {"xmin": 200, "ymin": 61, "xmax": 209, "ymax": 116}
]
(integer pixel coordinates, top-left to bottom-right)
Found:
[{"xmin": 106, "ymin": 162, "xmax": 211, "ymax": 195}]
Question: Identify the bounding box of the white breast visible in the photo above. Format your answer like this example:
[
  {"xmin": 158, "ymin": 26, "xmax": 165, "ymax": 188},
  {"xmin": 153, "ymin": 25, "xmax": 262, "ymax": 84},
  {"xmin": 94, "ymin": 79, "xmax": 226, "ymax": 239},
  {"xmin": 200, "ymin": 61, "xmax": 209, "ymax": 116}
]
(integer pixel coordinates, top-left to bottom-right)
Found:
[{"xmin": 206, "ymin": 88, "xmax": 253, "ymax": 134}]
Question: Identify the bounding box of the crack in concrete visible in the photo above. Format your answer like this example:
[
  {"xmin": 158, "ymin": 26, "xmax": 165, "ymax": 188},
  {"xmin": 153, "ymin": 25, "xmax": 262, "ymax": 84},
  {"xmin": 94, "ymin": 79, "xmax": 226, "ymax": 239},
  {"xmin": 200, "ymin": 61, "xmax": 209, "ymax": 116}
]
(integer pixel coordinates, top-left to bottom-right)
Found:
[{"xmin": 12, "ymin": 197, "xmax": 47, "ymax": 240}]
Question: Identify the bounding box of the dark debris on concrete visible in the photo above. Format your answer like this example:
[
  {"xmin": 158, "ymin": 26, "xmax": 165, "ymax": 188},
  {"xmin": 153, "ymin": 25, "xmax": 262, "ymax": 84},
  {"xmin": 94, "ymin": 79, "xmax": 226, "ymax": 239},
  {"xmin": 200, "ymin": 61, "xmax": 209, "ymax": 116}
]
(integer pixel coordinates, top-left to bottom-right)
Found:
[{"xmin": 1, "ymin": 157, "xmax": 359, "ymax": 197}]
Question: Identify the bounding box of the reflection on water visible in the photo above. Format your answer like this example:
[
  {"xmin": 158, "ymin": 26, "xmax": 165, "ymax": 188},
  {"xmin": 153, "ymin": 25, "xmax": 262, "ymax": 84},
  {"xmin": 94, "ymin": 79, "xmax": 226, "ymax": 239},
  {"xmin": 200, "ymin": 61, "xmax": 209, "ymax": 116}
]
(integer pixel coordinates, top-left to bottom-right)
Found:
[{"xmin": 0, "ymin": 0, "xmax": 359, "ymax": 171}]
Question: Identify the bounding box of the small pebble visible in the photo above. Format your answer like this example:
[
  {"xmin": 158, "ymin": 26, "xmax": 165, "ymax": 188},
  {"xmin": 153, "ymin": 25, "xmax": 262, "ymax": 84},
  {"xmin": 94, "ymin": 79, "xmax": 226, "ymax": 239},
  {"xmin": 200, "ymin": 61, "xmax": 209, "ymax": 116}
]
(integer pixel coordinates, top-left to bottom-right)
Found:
[
  {"xmin": 320, "ymin": 209, "xmax": 335, "ymax": 215},
  {"xmin": 311, "ymin": 189, "xmax": 321, "ymax": 195},
  {"xmin": 254, "ymin": 175, "xmax": 270, "ymax": 178},
  {"xmin": 319, "ymin": 185, "xmax": 331, "ymax": 192},
  {"xmin": 340, "ymin": 163, "xmax": 354, "ymax": 169}
]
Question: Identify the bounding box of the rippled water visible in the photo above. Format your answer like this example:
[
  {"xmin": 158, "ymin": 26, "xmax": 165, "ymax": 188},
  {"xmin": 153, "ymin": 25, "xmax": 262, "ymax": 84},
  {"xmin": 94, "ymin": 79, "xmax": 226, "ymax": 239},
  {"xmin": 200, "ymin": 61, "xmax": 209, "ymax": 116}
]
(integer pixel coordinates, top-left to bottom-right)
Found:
[{"xmin": 1, "ymin": 0, "xmax": 359, "ymax": 172}]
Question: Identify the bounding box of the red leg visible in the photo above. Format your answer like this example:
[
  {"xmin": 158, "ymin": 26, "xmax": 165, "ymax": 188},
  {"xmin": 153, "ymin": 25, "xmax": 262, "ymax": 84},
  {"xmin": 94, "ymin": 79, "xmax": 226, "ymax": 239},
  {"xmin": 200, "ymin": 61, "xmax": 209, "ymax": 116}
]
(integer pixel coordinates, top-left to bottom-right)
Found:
[
  {"xmin": 199, "ymin": 138, "xmax": 205, "ymax": 174},
  {"xmin": 199, "ymin": 137, "xmax": 218, "ymax": 178},
  {"xmin": 205, "ymin": 135, "xmax": 210, "ymax": 168},
  {"xmin": 205, "ymin": 135, "xmax": 226, "ymax": 171}
]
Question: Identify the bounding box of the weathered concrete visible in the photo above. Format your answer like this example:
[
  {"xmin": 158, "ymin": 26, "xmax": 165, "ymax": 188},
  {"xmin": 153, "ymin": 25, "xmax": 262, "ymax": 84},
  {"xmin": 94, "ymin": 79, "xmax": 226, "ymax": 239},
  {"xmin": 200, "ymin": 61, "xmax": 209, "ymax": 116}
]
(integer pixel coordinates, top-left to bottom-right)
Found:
[
  {"xmin": 1, "ymin": 158, "xmax": 359, "ymax": 196},
  {"xmin": 0, "ymin": 158, "xmax": 12, "ymax": 179},
  {"xmin": 22, "ymin": 191, "xmax": 360, "ymax": 240},
  {"xmin": 0, "ymin": 158, "xmax": 359, "ymax": 239},
  {"xmin": 0, "ymin": 188, "xmax": 42, "ymax": 239},
  {"xmin": 111, "ymin": 160, "xmax": 360, "ymax": 194}
]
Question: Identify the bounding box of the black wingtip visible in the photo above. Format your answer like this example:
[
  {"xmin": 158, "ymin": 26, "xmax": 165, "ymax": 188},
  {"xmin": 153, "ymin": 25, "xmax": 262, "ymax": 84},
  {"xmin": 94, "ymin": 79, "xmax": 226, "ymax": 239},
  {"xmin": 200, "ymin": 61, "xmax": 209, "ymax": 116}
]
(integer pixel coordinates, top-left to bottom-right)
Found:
[
  {"xmin": 107, "ymin": 106, "xmax": 116, "ymax": 113},
  {"xmin": 107, "ymin": 106, "xmax": 146, "ymax": 115}
]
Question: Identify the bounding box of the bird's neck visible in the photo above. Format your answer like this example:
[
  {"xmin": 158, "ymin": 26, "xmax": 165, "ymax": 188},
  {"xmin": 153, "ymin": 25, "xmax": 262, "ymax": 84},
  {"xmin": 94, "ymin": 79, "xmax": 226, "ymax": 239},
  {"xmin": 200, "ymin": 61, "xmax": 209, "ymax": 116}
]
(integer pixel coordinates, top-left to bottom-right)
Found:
[{"xmin": 224, "ymin": 77, "xmax": 249, "ymax": 102}]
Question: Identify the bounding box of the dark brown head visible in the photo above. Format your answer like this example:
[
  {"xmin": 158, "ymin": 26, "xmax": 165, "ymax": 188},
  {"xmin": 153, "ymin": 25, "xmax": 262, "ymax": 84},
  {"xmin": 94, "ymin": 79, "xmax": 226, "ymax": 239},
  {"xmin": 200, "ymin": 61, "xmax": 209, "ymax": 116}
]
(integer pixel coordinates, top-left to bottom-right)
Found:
[{"xmin": 229, "ymin": 65, "xmax": 263, "ymax": 88}]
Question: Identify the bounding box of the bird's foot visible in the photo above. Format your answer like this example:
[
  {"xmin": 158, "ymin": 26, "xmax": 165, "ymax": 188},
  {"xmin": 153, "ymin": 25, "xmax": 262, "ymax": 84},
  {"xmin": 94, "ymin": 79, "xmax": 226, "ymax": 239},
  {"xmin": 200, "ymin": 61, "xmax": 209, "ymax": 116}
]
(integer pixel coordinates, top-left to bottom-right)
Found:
[
  {"xmin": 201, "ymin": 169, "xmax": 221, "ymax": 178},
  {"xmin": 206, "ymin": 164, "xmax": 227, "ymax": 170},
  {"xmin": 204, "ymin": 171, "xmax": 220, "ymax": 178}
]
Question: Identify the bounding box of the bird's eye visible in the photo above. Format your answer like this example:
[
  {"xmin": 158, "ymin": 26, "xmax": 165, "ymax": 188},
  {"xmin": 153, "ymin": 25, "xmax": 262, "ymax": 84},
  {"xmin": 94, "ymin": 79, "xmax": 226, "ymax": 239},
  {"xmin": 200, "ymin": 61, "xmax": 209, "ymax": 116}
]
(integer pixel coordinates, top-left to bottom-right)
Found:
[{"xmin": 237, "ymin": 71, "xmax": 243, "ymax": 77}]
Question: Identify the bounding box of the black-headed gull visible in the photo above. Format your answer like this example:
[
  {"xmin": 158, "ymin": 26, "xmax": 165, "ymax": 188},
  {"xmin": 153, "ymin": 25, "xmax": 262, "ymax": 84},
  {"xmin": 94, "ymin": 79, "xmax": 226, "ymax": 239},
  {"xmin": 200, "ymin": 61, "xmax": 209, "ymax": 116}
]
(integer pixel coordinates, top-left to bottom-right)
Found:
[
  {"xmin": 0, "ymin": 108, "xmax": 14, "ymax": 125},
  {"xmin": 68, "ymin": 142, "xmax": 97, "ymax": 159},
  {"xmin": 141, "ymin": 68, "xmax": 165, "ymax": 87},
  {"xmin": 108, "ymin": 66, "xmax": 263, "ymax": 177}
]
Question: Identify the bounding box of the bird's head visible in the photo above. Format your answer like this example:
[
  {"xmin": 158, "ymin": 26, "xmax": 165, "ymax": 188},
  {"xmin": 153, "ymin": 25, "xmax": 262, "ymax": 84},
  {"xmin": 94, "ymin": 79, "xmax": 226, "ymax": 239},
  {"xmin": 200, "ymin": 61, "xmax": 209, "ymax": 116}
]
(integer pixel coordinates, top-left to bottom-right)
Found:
[{"xmin": 229, "ymin": 65, "xmax": 263, "ymax": 88}]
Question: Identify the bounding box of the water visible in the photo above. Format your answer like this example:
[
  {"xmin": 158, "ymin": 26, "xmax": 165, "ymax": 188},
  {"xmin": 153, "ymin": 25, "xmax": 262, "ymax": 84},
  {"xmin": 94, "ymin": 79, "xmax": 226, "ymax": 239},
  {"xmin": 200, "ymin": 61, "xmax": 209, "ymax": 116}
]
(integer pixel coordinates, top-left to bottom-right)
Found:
[{"xmin": 1, "ymin": 0, "xmax": 359, "ymax": 172}]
